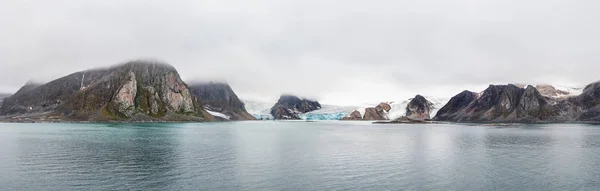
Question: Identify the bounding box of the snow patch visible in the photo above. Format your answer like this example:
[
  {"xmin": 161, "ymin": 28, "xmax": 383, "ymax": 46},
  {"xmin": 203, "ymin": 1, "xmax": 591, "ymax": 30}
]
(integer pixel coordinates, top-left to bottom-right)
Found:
[
  {"xmin": 553, "ymin": 85, "xmax": 583, "ymax": 97},
  {"xmin": 205, "ymin": 109, "xmax": 231, "ymax": 120},
  {"xmin": 357, "ymin": 108, "xmax": 366, "ymax": 118},
  {"xmin": 80, "ymin": 73, "xmax": 86, "ymax": 90}
]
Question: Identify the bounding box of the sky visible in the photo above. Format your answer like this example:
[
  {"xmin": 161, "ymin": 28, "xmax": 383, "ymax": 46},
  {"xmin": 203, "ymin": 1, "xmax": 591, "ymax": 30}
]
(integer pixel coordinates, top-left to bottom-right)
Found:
[{"xmin": 1, "ymin": 0, "xmax": 599, "ymax": 105}]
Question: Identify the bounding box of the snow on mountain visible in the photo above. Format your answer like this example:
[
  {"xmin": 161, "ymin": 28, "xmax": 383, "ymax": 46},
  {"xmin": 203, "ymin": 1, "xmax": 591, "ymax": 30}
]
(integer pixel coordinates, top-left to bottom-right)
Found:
[
  {"xmin": 345, "ymin": 96, "xmax": 449, "ymax": 121},
  {"xmin": 515, "ymin": 84, "xmax": 583, "ymax": 98},
  {"xmin": 552, "ymin": 85, "xmax": 583, "ymax": 97},
  {"xmin": 205, "ymin": 110, "xmax": 231, "ymax": 120},
  {"xmin": 241, "ymin": 96, "xmax": 450, "ymax": 121},
  {"xmin": 202, "ymin": 106, "xmax": 232, "ymax": 120},
  {"xmin": 427, "ymin": 96, "xmax": 450, "ymax": 117},
  {"xmin": 241, "ymin": 99, "xmax": 275, "ymax": 120}
]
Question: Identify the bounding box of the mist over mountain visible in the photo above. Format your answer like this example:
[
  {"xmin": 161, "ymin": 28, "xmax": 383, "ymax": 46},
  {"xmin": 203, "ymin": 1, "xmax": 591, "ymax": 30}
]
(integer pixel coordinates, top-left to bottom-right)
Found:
[{"xmin": 2, "ymin": 0, "xmax": 600, "ymax": 105}]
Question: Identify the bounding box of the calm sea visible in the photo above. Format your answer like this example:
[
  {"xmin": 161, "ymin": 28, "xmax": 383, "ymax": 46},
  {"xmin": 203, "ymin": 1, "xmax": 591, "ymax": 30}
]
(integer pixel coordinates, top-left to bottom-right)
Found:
[{"xmin": 0, "ymin": 121, "xmax": 599, "ymax": 190}]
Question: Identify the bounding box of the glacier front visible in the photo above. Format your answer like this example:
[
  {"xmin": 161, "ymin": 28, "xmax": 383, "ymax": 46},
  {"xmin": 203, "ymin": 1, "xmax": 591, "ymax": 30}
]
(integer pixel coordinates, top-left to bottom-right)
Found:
[{"xmin": 299, "ymin": 105, "xmax": 359, "ymax": 120}]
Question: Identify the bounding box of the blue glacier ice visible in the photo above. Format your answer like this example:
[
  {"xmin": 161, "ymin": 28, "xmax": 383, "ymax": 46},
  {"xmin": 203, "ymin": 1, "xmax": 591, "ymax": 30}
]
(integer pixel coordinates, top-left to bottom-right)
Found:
[
  {"xmin": 299, "ymin": 105, "xmax": 359, "ymax": 120},
  {"xmin": 300, "ymin": 112, "xmax": 348, "ymax": 120},
  {"xmin": 252, "ymin": 114, "xmax": 274, "ymax": 120}
]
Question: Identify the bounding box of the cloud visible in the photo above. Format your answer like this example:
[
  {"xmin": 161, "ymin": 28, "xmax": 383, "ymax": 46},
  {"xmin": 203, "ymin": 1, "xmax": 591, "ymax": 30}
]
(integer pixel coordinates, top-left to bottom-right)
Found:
[{"xmin": 1, "ymin": 0, "xmax": 599, "ymax": 105}]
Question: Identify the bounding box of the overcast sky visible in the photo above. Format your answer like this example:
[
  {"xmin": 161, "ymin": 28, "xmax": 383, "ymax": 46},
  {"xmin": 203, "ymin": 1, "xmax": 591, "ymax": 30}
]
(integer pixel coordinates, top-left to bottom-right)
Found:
[{"xmin": 1, "ymin": 0, "xmax": 599, "ymax": 105}]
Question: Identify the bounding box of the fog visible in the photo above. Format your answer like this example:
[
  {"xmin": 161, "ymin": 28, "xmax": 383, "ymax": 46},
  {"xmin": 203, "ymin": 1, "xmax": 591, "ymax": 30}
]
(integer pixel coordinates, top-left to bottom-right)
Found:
[{"xmin": 1, "ymin": 0, "xmax": 599, "ymax": 105}]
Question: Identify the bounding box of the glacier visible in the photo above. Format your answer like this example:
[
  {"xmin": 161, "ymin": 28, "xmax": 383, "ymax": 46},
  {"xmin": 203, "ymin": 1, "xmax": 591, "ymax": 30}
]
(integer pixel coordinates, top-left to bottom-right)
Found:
[
  {"xmin": 241, "ymin": 99, "xmax": 275, "ymax": 120},
  {"xmin": 299, "ymin": 105, "xmax": 359, "ymax": 120},
  {"xmin": 241, "ymin": 96, "xmax": 450, "ymax": 121}
]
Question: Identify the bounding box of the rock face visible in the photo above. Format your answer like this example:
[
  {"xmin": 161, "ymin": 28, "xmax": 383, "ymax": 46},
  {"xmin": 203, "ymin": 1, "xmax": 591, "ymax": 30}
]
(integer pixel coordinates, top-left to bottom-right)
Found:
[
  {"xmin": 0, "ymin": 61, "xmax": 213, "ymax": 122},
  {"xmin": 363, "ymin": 107, "xmax": 387, "ymax": 120},
  {"xmin": 572, "ymin": 81, "xmax": 600, "ymax": 121},
  {"xmin": 188, "ymin": 82, "xmax": 256, "ymax": 120},
  {"xmin": 433, "ymin": 91, "xmax": 479, "ymax": 121},
  {"xmin": 341, "ymin": 102, "xmax": 391, "ymax": 121},
  {"xmin": 0, "ymin": 93, "xmax": 11, "ymax": 108},
  {"xmin": 341, "ymin": 110, "xmax": 362, "ymax": 120},
  {"xmin": 377, "ymin": 103, "xmax": 391, "ymax": 113},
  {"xmin": 270, "ymin": 95, "xmax": 321, "ymax": 119},
  {"xmin": 432, "ymin": 83, "xmax": 600, "ymax": 123},
  {"xmin": 405, "ymin": 95, "xmax": 434, "ymax": 120},
  {"xmin": 535, "ymin": 84, "xmax": 570, "ymax": 98}
]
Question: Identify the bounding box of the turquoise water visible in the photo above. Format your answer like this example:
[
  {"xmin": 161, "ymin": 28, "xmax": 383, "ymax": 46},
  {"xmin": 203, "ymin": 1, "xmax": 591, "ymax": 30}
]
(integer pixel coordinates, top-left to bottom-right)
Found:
[{"xmin": 0, "ymin": 121, "xmax": 599, "ymax": 190}]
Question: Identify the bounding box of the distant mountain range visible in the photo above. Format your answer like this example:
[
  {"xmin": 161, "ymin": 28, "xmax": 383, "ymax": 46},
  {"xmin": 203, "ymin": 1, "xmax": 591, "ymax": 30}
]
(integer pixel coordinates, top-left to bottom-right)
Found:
[
  {"xmin": 434, "ymin": 83, "xmax": 598, "ymax": 123},
  {"xmin": 1, "ymin": 60, "xmax": 598, "ymax": 123}
]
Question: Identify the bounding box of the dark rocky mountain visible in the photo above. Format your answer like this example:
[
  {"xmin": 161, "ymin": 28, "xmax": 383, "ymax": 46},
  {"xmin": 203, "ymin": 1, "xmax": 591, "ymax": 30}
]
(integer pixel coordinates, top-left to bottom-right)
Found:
[
  {"xmin": 433, "ymin": 91, "xmax": 479, "ymax": 121},
  {"xmin": 0, "ymin": 93, "xmax": 11, "ymax": 108},
  {"xmin": 433, "ymin": 83, "xmax": 600, "ymax": 123},
  {"xmin": 0, "ymin": 61, "xmax": 214, "ymax": 122},
  {"xmin": 188, "ymin": 82, "xmax": 255, "ymax": 120},
  {"xmin": 405, "ymin": 95, "xmax": 434, "ymax": 120},
  {"xmin": 270, "ymin": 95, "xmax": 321, "ymax": 119},
  {"xmin": 572, "ymin": 81, "xmax": 600, "ymax": 121}
]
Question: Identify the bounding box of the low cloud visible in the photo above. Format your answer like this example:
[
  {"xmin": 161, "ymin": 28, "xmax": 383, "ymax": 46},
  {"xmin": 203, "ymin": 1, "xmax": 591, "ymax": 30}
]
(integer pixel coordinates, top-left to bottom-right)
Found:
[{"xmin": 1, "ymin": 0, "xmax": 599, "ymax": 105}]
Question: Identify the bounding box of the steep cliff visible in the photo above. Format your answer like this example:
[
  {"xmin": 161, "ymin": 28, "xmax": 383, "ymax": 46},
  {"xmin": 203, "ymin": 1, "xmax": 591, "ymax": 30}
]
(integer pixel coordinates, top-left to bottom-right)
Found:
[
  {"xmin": 0, "ymin": 61, "xmax": 213, "ymax": 122},
  {"xmin": 433, "ymin": 91, "xmax": 479, "ymax": 121},
  {"xmin": 188, "ymin": 82, "xmax": 255, "ymax": 120},
  {"xmin": 270, "ymin": 95, "xmax": 321, "ymax": 119},
  {"xmin": 0, "ymin": 93, "xmax": 11, "ymax": 108},
  {"xmin": 573, "ymin": 81, "xmax": 600, "ymax": 121}
]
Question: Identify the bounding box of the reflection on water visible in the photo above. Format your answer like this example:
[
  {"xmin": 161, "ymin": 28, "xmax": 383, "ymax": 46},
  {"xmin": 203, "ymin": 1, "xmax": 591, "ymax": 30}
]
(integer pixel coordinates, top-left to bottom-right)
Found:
[{"xmin": 0, "ymin": 122, "xmax": 599, "ymax": 190}]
